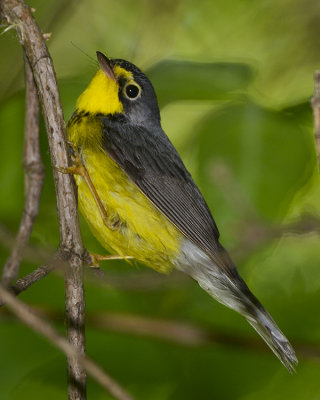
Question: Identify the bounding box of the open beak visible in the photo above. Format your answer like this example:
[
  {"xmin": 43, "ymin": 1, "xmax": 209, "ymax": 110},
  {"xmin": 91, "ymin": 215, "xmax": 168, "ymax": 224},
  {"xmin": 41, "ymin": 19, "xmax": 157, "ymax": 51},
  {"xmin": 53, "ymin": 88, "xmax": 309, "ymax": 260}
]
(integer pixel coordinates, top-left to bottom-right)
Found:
[{"xmin": 96, "ymin": 51, "xmax": 116, "ymax": 81}]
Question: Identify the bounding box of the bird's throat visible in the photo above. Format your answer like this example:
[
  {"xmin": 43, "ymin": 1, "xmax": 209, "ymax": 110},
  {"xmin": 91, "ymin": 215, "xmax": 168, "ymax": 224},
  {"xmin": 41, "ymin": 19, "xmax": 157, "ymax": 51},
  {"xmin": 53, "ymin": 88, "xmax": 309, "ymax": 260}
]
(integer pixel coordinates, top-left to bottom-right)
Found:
[{"xmin": 76, "ymin": 69, "xmax": 123, "ymax": 115}]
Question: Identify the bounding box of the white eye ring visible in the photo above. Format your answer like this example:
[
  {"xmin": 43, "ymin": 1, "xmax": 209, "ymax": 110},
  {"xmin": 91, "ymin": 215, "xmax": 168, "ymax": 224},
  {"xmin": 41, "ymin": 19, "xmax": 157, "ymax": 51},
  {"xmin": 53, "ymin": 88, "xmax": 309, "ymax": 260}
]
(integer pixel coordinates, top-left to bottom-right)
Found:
[{"xmin": 123, "ymin": 81, "xmax": 141, "ymax": 100}]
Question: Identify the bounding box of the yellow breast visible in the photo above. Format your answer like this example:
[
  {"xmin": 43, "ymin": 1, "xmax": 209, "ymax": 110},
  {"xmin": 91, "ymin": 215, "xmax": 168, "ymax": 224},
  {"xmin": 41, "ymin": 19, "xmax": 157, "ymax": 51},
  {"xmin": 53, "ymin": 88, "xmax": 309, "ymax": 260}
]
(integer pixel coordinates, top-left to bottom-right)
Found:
[{"xmin": 68, "ymin": 116, "xmax": 182, "ymax": 273}]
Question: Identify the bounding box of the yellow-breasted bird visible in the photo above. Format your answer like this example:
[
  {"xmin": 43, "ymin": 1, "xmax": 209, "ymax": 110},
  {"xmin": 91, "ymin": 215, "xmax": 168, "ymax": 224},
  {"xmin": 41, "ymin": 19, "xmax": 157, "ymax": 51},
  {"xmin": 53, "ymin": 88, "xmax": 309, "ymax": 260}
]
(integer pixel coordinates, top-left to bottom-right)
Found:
[{"xmin": 66, "ymin": 51, "xmax": 297, "ymax": 372}]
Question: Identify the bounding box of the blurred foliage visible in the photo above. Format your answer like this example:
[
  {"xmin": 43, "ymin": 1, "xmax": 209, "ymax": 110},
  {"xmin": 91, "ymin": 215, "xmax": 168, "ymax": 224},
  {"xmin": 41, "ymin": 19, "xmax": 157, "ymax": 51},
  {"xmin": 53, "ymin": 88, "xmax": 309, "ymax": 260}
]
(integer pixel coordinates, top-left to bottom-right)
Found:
[{"xmin": 1, "ymin": 0, "xmax": 320, "ymax": 399}]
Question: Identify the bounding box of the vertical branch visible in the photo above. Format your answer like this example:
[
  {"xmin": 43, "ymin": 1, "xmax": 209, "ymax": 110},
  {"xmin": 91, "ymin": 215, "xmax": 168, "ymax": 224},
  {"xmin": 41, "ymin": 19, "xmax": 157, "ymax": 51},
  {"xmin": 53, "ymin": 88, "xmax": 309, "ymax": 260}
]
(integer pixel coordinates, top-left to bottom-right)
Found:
[
  {"xmin": 1, "ymin": 52, "xmax": 45, "ymax": 287},
  {"xmin": 64, "ymin": 257, "xmax": 86, "ymax": 398},
  {"xmin": 1, "ymin": 2, "xmax": 134, "ymax": 399},
  {"xmin": 311, "ymin": 70, "xmax": 320, "ymax": 165},
  {"xmin": 0, "ymin": 1, "xmax": 87, "ymax": 398}
]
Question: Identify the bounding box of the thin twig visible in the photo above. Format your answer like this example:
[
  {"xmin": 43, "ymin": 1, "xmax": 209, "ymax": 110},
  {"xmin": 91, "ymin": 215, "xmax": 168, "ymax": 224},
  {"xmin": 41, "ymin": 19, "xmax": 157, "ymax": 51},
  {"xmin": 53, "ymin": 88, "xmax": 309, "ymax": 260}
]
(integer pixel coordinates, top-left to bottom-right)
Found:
[
  {"xmin": 0, "ymin": 245, "xmax": 73, "ymax": 308},
  {"xmin": 0, "ymin": 263, "xmax": 55, "ymax": 307},
  {"xmin": 1, "ymin": 53, "xmax": 44, "ymax": 287},
  {"xmin": 0, "ymin": 1, "xmax": 87, "ymax": 397},
  {"xmin": 311, "ymin": 70, "xmax": 320, "ymax": 165},
  {"xmin": 0, "ymin": 286, "xmax": 134, "ymax": 400}
]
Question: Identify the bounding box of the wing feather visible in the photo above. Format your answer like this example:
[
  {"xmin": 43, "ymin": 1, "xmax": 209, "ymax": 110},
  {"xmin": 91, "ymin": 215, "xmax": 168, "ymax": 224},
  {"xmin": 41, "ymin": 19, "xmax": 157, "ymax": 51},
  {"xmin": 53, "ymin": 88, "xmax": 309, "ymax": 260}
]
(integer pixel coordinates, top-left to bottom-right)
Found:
[{"xmin": 101, "ymin": 117, "xmax": 223, "ymax": 265}]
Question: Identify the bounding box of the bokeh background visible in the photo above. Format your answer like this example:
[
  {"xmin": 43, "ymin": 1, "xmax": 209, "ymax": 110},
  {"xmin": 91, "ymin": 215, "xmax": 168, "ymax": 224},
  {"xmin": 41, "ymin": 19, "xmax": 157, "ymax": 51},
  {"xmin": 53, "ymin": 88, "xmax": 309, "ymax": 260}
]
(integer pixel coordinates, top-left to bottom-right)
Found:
[{"xmin": 1, "ymin": 0, "xmax": 320, "ymax": 399}]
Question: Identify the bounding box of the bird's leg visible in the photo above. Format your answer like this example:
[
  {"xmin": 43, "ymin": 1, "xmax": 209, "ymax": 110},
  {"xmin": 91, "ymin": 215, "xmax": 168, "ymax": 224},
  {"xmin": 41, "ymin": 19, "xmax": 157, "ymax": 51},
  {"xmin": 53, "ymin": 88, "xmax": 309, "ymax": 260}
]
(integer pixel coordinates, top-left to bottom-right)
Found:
[
  {"xmin": 55, "ymin": 141, "xmax": 118, "ymax": 231},
  {"xmin": 57, "ymin": 144, "xmax": 133, "ymax": 267},
  {"xmin": 88, "ymin": 253, "xmax": 134, "ymax": 268}
]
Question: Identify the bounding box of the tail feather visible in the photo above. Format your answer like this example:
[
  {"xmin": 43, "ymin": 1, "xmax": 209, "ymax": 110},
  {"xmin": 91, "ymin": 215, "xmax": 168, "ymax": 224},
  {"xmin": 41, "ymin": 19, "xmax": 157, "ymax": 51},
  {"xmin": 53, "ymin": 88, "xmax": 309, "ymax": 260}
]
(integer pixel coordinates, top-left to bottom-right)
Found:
[
  {"xmin": 177, "ymin": 240, "xmax": 298, "ymax": 372},
  {"xmin": 245, "ymin": 306, "xmax": 298, "ymax": 373}
]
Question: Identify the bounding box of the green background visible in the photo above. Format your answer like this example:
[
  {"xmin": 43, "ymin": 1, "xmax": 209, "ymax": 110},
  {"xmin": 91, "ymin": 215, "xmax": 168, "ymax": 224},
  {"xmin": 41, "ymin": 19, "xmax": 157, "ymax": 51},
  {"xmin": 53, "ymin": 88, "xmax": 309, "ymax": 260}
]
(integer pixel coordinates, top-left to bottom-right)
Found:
[{"xmin": 1, "ymin": 0, "xmax": 320, "ymax": 398}]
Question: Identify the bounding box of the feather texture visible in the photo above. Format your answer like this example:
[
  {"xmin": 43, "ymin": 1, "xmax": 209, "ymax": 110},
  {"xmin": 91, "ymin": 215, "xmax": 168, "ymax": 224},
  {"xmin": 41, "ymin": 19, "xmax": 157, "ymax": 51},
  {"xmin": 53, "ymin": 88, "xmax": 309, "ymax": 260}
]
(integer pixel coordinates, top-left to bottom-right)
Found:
[{"xmin": 100, "ymin": 116, "xmax": 228, "ymax": 268}]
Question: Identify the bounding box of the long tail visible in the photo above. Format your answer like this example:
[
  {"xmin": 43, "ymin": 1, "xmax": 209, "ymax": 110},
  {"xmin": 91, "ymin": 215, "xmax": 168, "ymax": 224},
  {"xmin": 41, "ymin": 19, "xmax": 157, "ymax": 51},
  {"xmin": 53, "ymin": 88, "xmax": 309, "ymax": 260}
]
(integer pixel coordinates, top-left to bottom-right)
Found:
[
  {"xmin": 245, "ymin": 303, "xmax": 297, "ymax": 372},
  {"xmin": 177, "ymin": 241, "xmax": 298, "ymax": 372}
]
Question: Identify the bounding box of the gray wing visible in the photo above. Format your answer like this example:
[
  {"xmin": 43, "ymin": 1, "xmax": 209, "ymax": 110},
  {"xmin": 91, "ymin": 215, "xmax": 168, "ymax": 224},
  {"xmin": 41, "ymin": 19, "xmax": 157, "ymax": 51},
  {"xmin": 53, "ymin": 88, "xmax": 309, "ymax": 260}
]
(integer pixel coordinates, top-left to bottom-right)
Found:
[{"xmin": 101, "ymin": 118, "xmax": 223, "ymax": 264}]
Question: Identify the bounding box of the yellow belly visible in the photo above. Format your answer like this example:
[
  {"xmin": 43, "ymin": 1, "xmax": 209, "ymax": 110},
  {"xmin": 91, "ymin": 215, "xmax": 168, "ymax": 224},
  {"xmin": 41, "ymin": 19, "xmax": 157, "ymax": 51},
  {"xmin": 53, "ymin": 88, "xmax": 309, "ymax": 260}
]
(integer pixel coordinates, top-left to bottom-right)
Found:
[{"xmin": 75, "ymin": 147, "xmax": 182, "ymax": 273}]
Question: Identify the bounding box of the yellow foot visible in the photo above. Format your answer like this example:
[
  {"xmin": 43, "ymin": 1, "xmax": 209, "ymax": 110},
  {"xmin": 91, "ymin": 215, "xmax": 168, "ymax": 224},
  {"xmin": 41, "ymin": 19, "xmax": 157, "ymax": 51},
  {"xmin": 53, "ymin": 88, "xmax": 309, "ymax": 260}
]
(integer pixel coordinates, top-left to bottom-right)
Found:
[
  {"xmin": 54, "ymin": 141, "xmax": 87, "ymax": 175},
  {"xmin": 87, "ymin": 253, "xmax": 134, "ymax": 268},
  {"xmin": 54, "ymin": 164, "xmax": 86, "ymax": 175}
]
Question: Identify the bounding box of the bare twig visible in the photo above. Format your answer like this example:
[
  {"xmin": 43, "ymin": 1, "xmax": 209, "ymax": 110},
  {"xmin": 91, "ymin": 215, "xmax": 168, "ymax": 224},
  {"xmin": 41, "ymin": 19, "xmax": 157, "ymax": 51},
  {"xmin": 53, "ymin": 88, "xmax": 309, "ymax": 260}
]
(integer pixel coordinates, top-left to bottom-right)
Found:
[
  {"xmin": 0, "ymin": 247, "xmax": 72, "ymax": 308},
  {"xmin": 311, "ymin": 70, "xmax": 320, "ymax": 165},
  {"xmin": 1, "ymin": 53, "xmax": 44, "ymax": 287},
  {"xmin": 0, "ymin": 286, "xmax": 134, "ymax": 400},
  {"xmin": 0, "ymin": 1, "xmax": 87, "ymax": 397},
  {"xmin": 0, "ymin": 2, "xmax": 81, "ymax": 246},
  {"xmin": 64, "ymin": 258, "xmax": 86, "ymax": 398},
  {"xmin": 12, "ymin": 262, "xmax": 54, "ymax": 292},
  {"xmin": 0, "ymin": 263, "xmax": 55, "ymax": 307}
]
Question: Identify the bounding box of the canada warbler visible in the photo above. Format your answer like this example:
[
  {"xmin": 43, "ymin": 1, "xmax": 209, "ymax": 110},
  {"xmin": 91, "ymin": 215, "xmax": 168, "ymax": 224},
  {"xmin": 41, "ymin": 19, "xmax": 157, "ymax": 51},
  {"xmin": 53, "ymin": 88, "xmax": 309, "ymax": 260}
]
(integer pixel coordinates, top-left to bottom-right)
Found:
[{"xmin": 66, "ymin": 51, "xmax": 297, "ymax": 371}]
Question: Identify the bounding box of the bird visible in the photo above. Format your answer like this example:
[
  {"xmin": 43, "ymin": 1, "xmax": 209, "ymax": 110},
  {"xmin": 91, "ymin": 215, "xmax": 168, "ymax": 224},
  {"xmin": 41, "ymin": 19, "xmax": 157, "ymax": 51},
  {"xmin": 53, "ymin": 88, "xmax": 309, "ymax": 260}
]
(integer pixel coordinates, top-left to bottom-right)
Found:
[{"xmin": 64, "ymin": 51, "xmax": 297, "ymax": 372}]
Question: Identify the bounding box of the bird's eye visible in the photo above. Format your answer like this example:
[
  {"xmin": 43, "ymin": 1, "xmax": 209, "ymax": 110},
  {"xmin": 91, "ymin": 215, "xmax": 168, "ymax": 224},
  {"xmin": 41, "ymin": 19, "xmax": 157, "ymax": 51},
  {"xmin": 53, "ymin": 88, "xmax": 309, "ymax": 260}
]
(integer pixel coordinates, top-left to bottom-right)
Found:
[{"xmin": 123, "ymin": 82, "xmax": 141, "ymax": 100}]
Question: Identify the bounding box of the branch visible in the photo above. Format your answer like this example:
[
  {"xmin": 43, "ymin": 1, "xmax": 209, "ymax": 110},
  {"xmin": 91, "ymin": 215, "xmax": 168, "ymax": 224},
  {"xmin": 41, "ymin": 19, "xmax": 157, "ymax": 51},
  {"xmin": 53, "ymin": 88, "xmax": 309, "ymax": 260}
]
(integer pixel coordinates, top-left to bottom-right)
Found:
[
  {"xmin": 1, "ymin": 53, "xmax": 44, "ymax": 287},
  {"xmin": 0, "ymin": 263, "xmax": 54, "ymax": 307},
  {"xmin": 0, "ymin": 1, "xmax": 86, "ymax": 397},
  {"xmin": 0, "ymin": 2, "xmax": 81, "ymax": 247},
  {"xmin": 311, "ymin": 70, "xmax": 320, "ymax": 165},
  {"xmin": 0, "ymin": 285, "xmax": 134, "ymax": 400},
  {"xmin": 0, "ymin": 247, "xmax": 71, "ymax": 308}
]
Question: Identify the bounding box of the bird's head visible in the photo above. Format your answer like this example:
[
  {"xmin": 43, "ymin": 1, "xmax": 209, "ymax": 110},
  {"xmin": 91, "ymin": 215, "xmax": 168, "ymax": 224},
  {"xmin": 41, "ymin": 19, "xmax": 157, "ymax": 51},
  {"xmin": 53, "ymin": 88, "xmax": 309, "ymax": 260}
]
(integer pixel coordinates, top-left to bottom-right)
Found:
[{"xmin": 76, "ymin": 51, "xmax": 160, "ymax": 126}]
